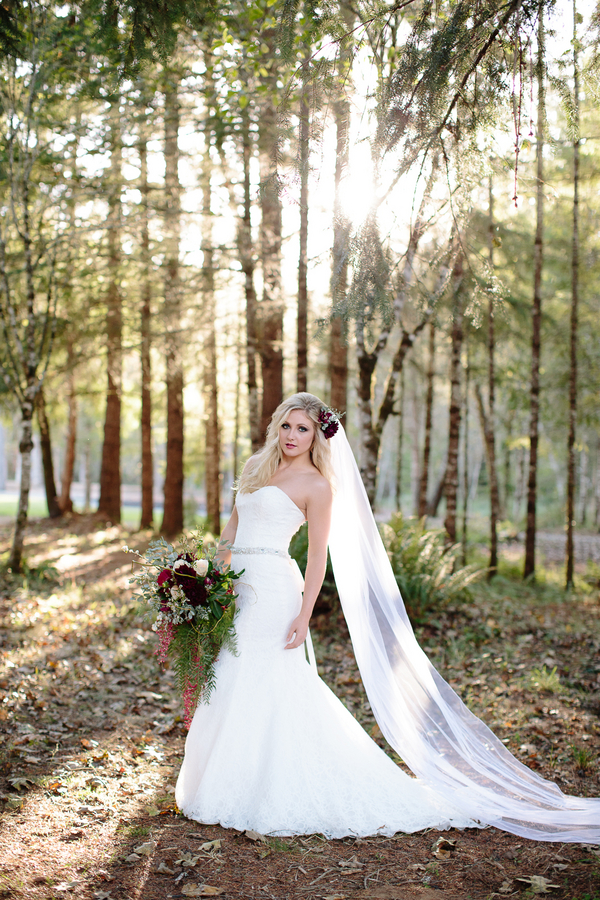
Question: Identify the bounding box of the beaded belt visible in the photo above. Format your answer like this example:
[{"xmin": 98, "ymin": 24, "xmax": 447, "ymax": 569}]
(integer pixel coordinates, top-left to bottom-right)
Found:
[{"xmin": 232, "ymin": 546, "xmax": 289, "ymax": 559}]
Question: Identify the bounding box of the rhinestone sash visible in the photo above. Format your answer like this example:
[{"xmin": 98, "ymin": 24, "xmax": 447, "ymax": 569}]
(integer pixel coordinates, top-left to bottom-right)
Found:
[{"xmin": 232, "ymin": 546, "xmax": 289, "ymax": 559}]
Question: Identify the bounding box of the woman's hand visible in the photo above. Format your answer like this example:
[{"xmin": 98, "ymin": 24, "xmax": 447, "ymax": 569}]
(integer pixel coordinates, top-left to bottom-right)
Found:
[{"xmin": 285, "ymin": 615, "xmax": 309, "ymax": 650}]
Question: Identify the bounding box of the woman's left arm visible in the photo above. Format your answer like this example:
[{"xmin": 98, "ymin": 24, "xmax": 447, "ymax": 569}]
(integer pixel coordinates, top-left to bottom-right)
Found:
[{"xmin": 285, "ymin": 481, "xmax": 332, "ymax": 650}]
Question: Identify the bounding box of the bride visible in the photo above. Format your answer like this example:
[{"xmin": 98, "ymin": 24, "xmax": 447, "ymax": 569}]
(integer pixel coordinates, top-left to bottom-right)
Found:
[{"xmin": 176, "ymin": 392, "xmax": 600, "ymax": 842}]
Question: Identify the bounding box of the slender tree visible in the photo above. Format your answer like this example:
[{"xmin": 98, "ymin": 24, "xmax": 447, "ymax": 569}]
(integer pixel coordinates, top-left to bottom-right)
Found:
[
  {"xmin": 444, "ymin": 253, "xmax": 464, "ymax": 543},
  {"xmin": 161, "ymin": 64, "xmax": 185, "ymax": 537},
  {"xmin": 484, "ymin": 175, "xmax": 501, "ymax": 575},
  {"xmin": 297, "ymin": 52, "xmax": 309, "ymax": 393},
  {"xmin": 36, "ymin": 388, "xmax": 60, "ymax": 519},
  {"xmin": 138, "ymin": 94, "xmax": 154, "ymax": 530},
  {"xmin": 418, "ymin": 321, "xmax": 435, "ymax": 518},
  {"xmin": 97, "ymin": 100, "xmax": 123, "ymax": 524},
  {"xmin": 256, "ymin": 31, "xmax": 284, "ymax": 437},
  {"xmin": 239, "ymin": 98, "xmax": 260, "ymax": 452},
  {"xmin": 59, "ymin": 347, "xmax": 77, "ymax": 514},
  {"xmin": 329, "ymin": 4, "xmax": 354, "ymax": 412},
  {"xmin": 566, "ymin": 0, "xmax": 580, "ymax": 589},
  {"xmin": 201, "ymin": 94, "xmax": 221, "ymax": 536},
  {"xmin": 524, "ymin": 8, "xmax": 545, "ymax": 579}
]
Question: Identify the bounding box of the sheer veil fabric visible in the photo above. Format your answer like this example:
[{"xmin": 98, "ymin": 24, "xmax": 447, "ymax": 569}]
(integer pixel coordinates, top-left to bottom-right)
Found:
[{"xmin": 327, "ymin": 425, "xmax": 600, "ymax": 842}]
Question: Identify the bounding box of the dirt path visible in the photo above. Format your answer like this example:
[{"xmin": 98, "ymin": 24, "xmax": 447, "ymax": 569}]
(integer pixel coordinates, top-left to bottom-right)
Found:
[{"xmin": 0, "ymin": 518, "xmax": 599, "ymax": 900}]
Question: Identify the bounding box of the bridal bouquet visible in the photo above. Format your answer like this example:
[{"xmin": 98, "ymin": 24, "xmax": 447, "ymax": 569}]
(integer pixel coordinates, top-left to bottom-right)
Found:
[{"xmin": 127, "ymin": 534, "xmax": 243, "ymax": 728}]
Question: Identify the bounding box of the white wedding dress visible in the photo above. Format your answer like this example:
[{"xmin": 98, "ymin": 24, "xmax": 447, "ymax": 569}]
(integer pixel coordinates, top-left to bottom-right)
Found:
[{"xmin": 175, "ymin": 485, "xmax": 476, "ymax": 837}]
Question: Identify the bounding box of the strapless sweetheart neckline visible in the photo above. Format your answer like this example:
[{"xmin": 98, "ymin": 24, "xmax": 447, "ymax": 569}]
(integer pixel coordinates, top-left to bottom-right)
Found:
[{"xmin": 257, "ymin": 484, "xmax": 306, "ymax": 519}]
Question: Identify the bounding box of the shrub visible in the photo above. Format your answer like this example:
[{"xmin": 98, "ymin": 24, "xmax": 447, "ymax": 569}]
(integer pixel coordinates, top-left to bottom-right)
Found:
[{"xmin": 379, "ymin": 513, "xmax": 485, "ymax": 624}]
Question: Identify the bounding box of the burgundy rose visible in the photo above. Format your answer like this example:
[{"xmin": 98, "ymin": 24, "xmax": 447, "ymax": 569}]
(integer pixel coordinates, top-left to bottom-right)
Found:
[
  {"xmin": 157, "ymin": 568, "xmax": 172, "ymax": 587},
  {"xmin": 173, "ymin": 557, "xmax": 208, "ymax": 608}
]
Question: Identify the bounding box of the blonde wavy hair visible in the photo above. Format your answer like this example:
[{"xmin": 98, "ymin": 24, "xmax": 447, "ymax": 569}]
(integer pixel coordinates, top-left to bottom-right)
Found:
[{"xmin": 237, "ymin": 393, "xmax": 336, "ymax": 494}]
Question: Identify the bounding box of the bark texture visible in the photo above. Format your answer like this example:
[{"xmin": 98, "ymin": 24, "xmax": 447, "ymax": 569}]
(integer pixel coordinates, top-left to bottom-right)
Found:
[
  {"xmin": 59, "ymin": 359, "xmax": 77, "ymax": 514},
  {"xmin": 297, "ymin": 62, "xmax": 309, "ymax": 393},
  {"xmin": 36, "ymin": 387, "xmax": 60, "ymax": 519},
  {"xmin": 239, "ymin": 102, "xmax": 260, "ymax": 452},
  {"xmin": 161, "ymin": 67, "xmax": 184, "ymax": 537},
  {"xmin": 566, "ymin": 0, "xmax": 580, "ymax": 589},
  {"xmin": 201, "ymin": 117, "xmax": 221, "ymax": 536},
  {"xmin": 418, "ymin": 322, "xmax": 435, "ymax": 518},
  {"xmin": 257, "ymin": 39, "xmax": 284, "ymax": 439},
  {"xmin": 524, "ymin": 11, "xmax": 545, "ymax": 579},
  {"xmin": 97, "ymin": 102, "xmax": 123, "ymax": 524},
  {"xmin": 139, "ymin": 118, "xmax": 154, "ymax": 530},
  {"xmin": 485, "ymin": 177, "xmax": 500, "ymax": 575},
  {"xmin": 444, "ymin": 254, "xmax": 464, "ymax": 544}
]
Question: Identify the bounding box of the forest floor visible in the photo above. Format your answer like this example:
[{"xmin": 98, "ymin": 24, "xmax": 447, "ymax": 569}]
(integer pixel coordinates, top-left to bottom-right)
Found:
[{"xmin": 0, "ymin": 516, "xmax": 599, "ymax": 900}]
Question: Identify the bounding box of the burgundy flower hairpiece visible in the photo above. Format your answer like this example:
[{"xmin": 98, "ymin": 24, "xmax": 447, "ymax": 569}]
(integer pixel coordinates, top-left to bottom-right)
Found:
[{"xmin": 318, "ymin": 406, "xmax": 343, "ymax": 439}]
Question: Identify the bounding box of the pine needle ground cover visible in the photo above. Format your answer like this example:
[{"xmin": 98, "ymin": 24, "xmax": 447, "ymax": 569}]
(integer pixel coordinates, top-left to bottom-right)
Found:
[{"xmin": 0, "ymin": 518, "xmax": 599, "ymax": 900}]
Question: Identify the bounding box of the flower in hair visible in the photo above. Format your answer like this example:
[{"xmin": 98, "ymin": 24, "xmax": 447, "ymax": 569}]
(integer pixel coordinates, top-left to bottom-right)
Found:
[{"xmin": 318, "ymin": 406, "xmax": 343, "ymax": 439}]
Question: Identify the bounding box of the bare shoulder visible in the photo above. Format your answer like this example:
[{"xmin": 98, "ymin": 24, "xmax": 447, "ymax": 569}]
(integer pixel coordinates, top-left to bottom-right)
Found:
[{"xmin": 305, "ymin": 470, "xmax": 332, "ymax": 504}]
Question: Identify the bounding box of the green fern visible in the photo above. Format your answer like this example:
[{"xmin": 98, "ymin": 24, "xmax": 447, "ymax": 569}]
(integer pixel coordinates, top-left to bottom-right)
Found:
[{"xmin": 380, "ymin": 514, "xmax": 484, "ymax": 624}]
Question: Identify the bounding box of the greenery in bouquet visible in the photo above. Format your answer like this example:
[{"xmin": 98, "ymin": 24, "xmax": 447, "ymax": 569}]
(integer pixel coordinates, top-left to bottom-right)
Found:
[{"xmin": 127, "ymin": 533, "xmax": 244, "ymax": 727}]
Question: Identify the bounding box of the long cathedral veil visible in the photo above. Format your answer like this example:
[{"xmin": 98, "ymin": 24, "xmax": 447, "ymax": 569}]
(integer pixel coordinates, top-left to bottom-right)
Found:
[{"xmin": 327, "ymin": 424, "xmax": 600, "ymax": 842}]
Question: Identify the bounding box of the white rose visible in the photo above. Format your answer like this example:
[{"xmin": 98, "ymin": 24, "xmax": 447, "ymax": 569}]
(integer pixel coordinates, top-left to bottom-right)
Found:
[{"xmin": 194, "ymin": 558, "xmax": 209, "ymax": 577}]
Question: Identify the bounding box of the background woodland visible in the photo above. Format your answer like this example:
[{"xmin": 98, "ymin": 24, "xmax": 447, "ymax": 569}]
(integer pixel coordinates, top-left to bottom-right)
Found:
[{"xmin": 0, "ymin": 0, "xmax": 599, "ymax": 586}]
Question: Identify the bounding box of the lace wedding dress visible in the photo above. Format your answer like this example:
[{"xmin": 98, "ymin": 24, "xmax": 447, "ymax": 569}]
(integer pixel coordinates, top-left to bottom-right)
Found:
[{"xmin": 175, "ymin": 485, "xmax": 475, "ymax": 837}]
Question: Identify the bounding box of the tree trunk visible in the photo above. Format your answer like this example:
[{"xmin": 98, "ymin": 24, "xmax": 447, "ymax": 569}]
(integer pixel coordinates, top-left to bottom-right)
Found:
[
  {"xmin": 395, "ymin": 368, "xmax": 404, "ymax": 511},
  {"xmin": 239, "ymin": 102, "xmax": 261, "ymax": 452},
  {"xmin": 59, "ymin": 358, "xmax": 77, "ymax": 514},
  {"xmin": 297, "ymin": 61, "xmax": 309, "ymax": 393},
  {"xmin": 566, "ymin": 0, "xmax": 580, "ymax": 589},
  {"xmin": 97, "ymin": 101, "xmax": 122, "ymax": 524},
  {"xmin": 328, "ymin": 10, "xmax": 353, "ymax": 412},
  {"xmin": 161, "ymin": 66, "xmax": 184, "ymax": 537},
  {"xmin": 418, "ymin": 322, "xmax": 435, "ymax": 518},
  {"xmin": 201, "ymin": 116, "xmax": 221, "ymax": 536},
  {"xmin": 257, "ymin": 44, "xmax": 284, "ymax": 438},
  {"xmin": 524, "ymin": 9, "xmax": 545, "ymax": 580},
  {"xmin": 36, "ymin": 387, "xmax": 60, "ymax": 519},
  {"xmin": 139, "ymin": 116, "xmax": 153, "ymax": 530},
  {"xmin": 444, "ymin": 254, "xmax": 464, "ymax": 543},
  {"xmin": 356, "ymin": 216, "xmax": 452, "ymax": 507},
  {"xmin": 486, "ymin": 176, "xmax": 500, "ymax": 575},
  {"xmin": 461, "ymin": 339, "xmax": 470, "ymax": 565},
  {"xmin": 9, "ymin": 401, "xmax": 34, "ymax": 571},
  {"xmin": 428, "ymin": 459, "xmax": 448, "ymax": 517}
]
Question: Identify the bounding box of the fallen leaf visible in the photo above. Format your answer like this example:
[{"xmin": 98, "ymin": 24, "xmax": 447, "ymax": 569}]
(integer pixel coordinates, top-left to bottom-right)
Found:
[
  {"xmin": 552, "ymin": 863, "xmax": 568, "ymax": 871},
  {"xmin": 498, "ymin": 880, "xmax": 513, "ymax": 894},
  {"xmin": 175, "ymin": 851, "xmax": 200, "ymax": 867},
  {"xmin": 156, "ymin": 861, "xmax": 176, "ymax": 875},
  {"xmin": 54, "ymin": 882, "xmax": 80, "ymax": 892},
  {"xmin": 200, "ymin": 839, "xmax": 222, "ymax": 852},
  {"xmin": 181, "ymin": 886, "xmax": 224, "ymax": 897},
  {"xmin": 46, "ymin": 780, "xmax": 63, "ymax": 791},
  {"xmin": 338, "ymin": 855, "xmax": 363, "ymax": 870},
  {"xmin": 515, "ymin": 876, "xmax": 560, "ymax": 893},
  {"xmin": 8, "ymin": 775, "xmax": 35, "ymax": 791},
  {"xmin": 432, "ymin": 836, "xmax": 456, "ymax": 859},
  {"xmin": 134, "ymin": 840, "xmax": 157, "ymax": 856},
  {"xmin": 125, "ymin": 853, "xmax": 140, "ymax": 863},
  {"xmin": 323, "ymin": 895, "xmax": 346, "ymax": 900},
  {"xmin": 245, "ymin": 829, "xmax": 268, "ymax": 843},
  {"xmin": 93, "ymin": 893, "xmax": 113, "ymax": 900},
  {"xmin": 256, "ymin": 847, "xmax": 271, "ymax": 859},
  {"xmin": 146, "ymin": 805, "xmax": 160, "ymax": 816}
]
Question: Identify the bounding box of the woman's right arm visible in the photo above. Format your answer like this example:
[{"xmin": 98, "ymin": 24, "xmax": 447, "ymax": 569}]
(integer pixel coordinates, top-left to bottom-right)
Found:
[{"xmin": 215, "ymin": 505, "xmax": 238, "ymax": 570}]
